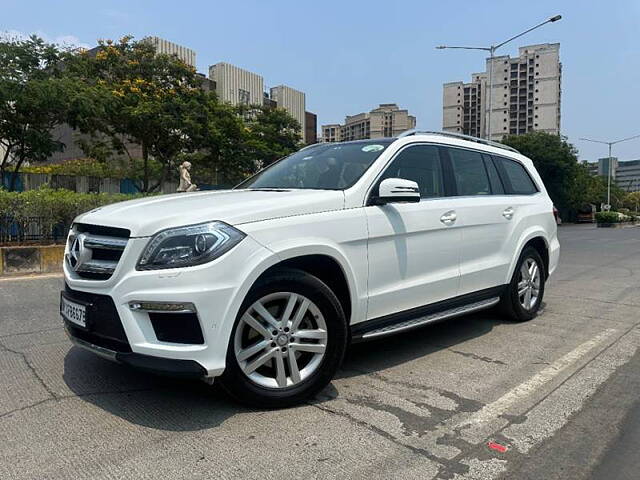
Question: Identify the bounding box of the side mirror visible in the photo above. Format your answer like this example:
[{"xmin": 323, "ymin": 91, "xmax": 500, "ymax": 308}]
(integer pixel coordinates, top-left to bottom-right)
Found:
[{"xmin": 373, "ymin": 178, "xmax": 420, "ymax": 205}]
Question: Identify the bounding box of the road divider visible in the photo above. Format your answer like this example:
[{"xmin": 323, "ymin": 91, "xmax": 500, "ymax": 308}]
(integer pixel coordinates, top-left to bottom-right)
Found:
[{"xmin": 0, "ymin": 245, "xmax": 64, "ymax": 276}]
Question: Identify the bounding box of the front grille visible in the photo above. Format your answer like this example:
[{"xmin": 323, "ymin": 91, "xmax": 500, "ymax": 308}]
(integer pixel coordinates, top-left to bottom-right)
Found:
[
  {"xmin": 67, "ymin": 223, "xmax": 130, "ymax": 280},
  {"xmin": 75, "ymin": 223, "xmax": 130, "ymax": 238},
  {"xmin": 64, "ymin": 284, "xmax": 131, "ymax": 352}
]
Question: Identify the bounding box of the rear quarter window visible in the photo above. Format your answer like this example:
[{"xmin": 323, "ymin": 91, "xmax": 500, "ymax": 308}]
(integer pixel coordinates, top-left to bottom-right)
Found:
[{"xmin": 493, "ymin": 156, "xmax": 538, "ymax": 195}]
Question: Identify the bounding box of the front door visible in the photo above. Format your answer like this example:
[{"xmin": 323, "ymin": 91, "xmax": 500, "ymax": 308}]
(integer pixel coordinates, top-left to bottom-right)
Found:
[{"xmin": 365, "ymin": 144, "xmax": 461, "ymax": 320}]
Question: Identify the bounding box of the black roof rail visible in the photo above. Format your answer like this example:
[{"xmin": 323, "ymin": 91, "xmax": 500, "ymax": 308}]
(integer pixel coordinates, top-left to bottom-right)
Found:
[{"xmin": 397, "ymin": 129, "xmax": 520, "ymax": 154}]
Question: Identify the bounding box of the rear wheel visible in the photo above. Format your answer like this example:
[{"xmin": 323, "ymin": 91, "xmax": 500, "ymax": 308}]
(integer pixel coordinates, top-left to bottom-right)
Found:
[
  {"xmin": 218, "ymin": 268, "xmax": 347, "ymax": 407},
  {"xmin": 499, "ymin": 246, "xmax": 545, "ymax": 322}
]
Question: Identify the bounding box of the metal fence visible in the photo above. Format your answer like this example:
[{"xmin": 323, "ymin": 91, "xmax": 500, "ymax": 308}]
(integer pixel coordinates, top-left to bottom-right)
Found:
[
  {"xmin": 2, "ymin": 172, "xmax": 179, "ymax": 194},
  {"xmin": 0, "ymin": 216, "xmax": 70, "ymax": 245}
]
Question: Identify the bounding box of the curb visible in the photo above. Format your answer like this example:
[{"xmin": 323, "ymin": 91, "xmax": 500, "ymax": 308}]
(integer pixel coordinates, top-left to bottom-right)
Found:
[{"xmin": 0, "ymin": 245, "xmax": 65, "ymax": 276}]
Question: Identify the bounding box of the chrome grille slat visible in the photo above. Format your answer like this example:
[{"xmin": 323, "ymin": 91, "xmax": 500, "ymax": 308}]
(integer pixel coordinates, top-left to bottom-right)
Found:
[
  {"xmin": 75, "ymin": 259, "xmax": 118, "ymax": 274},
  {"xmin": 83, "ymin": 234, "xmax": 128, "ymax": 250}
]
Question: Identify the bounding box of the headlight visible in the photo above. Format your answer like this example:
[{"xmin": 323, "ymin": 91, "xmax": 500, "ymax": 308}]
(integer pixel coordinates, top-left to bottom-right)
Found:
[{"xmin": 137, "ymin": 221, "xmax": 245, "ymax": 270}]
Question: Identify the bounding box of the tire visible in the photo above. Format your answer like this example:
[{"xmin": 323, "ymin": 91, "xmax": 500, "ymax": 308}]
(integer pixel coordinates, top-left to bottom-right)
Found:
[
  {"xmin": 499, "ymin": 246, "xmax": 545, "ymax": 322},
  {"xmin": 218, "ymin": 268, "xmax": 348, "ymax": 408}
]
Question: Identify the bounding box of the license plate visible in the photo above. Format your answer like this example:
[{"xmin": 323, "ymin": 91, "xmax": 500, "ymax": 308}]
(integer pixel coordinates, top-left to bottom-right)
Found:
[{"xmin": 60, "ymin": 295, "xmax": 87, "ymax": 328}]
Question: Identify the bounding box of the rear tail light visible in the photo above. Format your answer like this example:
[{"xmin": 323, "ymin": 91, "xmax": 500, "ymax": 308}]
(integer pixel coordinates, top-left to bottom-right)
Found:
[{"xmin": 553, "ymin": 206, "xmax": 559, "ymax": 224}]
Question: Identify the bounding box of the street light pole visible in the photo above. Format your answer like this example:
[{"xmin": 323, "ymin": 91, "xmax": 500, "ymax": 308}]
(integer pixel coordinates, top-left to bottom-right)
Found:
[
  {"xmin": 488, "ymin": 46, "xmax": 495, "ymax": 141},
  {"xmin": 437, "ymin": 15, "xmax": 561, "ymax": 140},
  {"xmin": 580, "ymin": 134, "xmax": 640, "ymax": 208}
]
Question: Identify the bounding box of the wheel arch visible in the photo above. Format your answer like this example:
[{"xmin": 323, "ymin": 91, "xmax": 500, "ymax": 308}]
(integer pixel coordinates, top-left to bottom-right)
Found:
[
  {"xmin": 254, "ymin": 253, "xmax": 354, "ymax": 325},
  {"xmin": 524, "ymin": 236, "xmax": 549, "ymax": 279},
  {"xmin": 506, "ymin": 230, "xmax": 550, "ymax": 283}
]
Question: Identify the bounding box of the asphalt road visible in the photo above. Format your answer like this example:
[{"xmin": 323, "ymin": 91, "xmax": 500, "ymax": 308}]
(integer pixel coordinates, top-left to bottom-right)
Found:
[{"xmin": 1, "ymin": 224, "xmax": 639, "ymax": 479}]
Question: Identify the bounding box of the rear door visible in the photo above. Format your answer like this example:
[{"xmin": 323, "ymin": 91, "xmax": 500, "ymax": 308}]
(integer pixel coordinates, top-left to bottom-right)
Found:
[
  {"xmin": 444, "ymin": 147, "xmax": 541, "ymax": 295},
  {"xmin": 365, "ymin": 144, "xmax": 461, "ymax": 320},
  {"xmin": 443, "ymin": 146, "xmax": 514, "ymax": 295}
]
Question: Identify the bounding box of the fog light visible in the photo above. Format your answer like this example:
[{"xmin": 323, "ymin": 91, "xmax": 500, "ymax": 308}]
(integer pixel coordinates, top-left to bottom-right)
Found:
[{"xmin": 128, "ymin": 301, "xmax": 196, "ymax": 313}]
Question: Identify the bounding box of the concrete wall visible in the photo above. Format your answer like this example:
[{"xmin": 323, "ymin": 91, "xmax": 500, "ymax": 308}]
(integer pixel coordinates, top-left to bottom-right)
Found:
[{"xmin": 0, "ymin": 245, "xmax": 65, "ymax": 276}]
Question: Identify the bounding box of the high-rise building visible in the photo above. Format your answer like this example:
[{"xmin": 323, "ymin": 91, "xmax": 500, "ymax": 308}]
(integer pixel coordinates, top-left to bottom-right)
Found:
[
  {"xmin": 144, "ymin": 36, "xmax": 196, "ymax": 67},
  {"xmin": 443, "ymin": 43, "xmax": 561, "ymax": 140},
  {"xmin": 305, "ymin": 111, "xmax": 318, "ymax": 145},
  {"xmin": 209, "ymin": 62, "xmax": 264, "ymax": 106},
  {"xmin": 270, "ymin": 85, "xmax": 306, "ymax": 134},
  {"xmin": 586, "ymin": 157, "xmax": 640, "ymax": 192},
  {"xmin": 322, "ymin": 104, "xmax": 416, "ymax": 143}
]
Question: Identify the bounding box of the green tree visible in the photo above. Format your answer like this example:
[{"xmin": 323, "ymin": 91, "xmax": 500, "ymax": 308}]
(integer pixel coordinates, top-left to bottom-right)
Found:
[
  {"xmin": 242, "ymin": 105, "xmax": 303, "ymax": 169},
  {"xmin": 64, "ymin": 36, "xmax": 206, "ymax": 192},
  {"xmin": 0, "ymin": 35, "xmax": 76, "ymax": 190},
  {"xmin": 189, "ymin": 104, "xmax": 303, "ymax": 186},
  {"xmin": 501, "ymin": 132, "xmax": 583, "ymax": 214},
  {"xmin": 624, "ymin": 191, "xmax": 640, "ymax": 212},
  {"xmin": 182, "ymin": 97, "xmax": 252, "ymax": 186}
]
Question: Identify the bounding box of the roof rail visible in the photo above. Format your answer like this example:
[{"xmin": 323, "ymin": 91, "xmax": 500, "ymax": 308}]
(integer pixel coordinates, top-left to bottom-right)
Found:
[{"xmin": 397, "ymin": 129, "xmax": 520, "ymax": 154}]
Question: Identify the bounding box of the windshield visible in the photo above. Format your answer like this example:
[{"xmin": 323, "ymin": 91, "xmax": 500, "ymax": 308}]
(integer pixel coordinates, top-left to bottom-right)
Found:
[{"xmin": 237, "ymin": 140, "xmax": 393, "ymax": 190}]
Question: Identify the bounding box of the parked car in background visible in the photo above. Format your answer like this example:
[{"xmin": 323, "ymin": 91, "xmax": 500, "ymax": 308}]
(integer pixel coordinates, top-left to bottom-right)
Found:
[
  {"xmin": 60, "ymin": 130, "xmax": 560, "ymax": 407},
  {"xmin": 577, "ymin": 204, "xmax": 596, "ymax": 223}
]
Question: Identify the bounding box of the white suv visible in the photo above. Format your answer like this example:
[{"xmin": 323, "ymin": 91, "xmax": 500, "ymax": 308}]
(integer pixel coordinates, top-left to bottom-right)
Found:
[{"xmin": 61, "ymin": 131, "xmax": 559, "ymax": 406}]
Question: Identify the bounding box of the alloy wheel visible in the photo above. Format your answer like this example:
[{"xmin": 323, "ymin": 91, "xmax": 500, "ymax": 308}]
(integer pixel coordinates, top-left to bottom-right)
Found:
[
  {"xmin": 517, "ymin": 257, "xmax": 541, "ymax": 310},
  {"xmin": 234, "ymin": 292, "xmax": 327, "ymax": 389}
]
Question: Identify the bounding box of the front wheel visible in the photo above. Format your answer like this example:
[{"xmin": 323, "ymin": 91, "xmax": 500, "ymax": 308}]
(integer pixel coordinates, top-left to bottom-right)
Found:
[
  {"xmin": 218, "ymin": 268, "xmax": 347, "ymax": 408},
  {"xmin": 499, "ymin": 246, "xmax": 545, "ymax": 322}
]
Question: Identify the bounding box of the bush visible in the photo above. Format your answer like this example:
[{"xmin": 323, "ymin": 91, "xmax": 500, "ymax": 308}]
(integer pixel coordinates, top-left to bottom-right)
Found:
[
  {"xmin": 12, "ymin": 158, "xmax": 127, "ymax": 178},
  {"xmin": 595, "ymin": 211, "xmax": 623, "ymax": 224},
  {"xmin": 0, "ymin": 187, "xmax": 148, "ymax": 243},
  {"xmin": 11, "ymin": 157, "xmax": 170, "ymax": 181}
]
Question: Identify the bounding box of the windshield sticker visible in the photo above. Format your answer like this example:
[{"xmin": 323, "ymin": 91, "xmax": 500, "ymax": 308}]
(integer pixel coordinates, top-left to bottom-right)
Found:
[{"xmin": 362, "ymin": 144, "xmax": 384, "ymax": 153}]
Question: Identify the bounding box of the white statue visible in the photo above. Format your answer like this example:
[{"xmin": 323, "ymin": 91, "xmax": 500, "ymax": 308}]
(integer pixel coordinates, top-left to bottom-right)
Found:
[{"xmin": 177, "ymin": 161, "xmax": 198, "ymax": 192}]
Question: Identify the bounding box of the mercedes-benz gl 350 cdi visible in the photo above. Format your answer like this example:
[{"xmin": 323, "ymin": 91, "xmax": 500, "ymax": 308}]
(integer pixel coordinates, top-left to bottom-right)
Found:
[{"xmin": 61, "ymin": 130, "xmax": 560, "ymax": 407}]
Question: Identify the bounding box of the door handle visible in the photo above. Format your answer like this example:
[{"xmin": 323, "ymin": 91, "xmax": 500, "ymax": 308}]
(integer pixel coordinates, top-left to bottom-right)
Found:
[
  {"xmin": 440, "ymin": 210, "xmax": 457, "ymax": 225},
  {"xmin": 503, "ymin": 207, "xmax": 514, "ymax": 220}
]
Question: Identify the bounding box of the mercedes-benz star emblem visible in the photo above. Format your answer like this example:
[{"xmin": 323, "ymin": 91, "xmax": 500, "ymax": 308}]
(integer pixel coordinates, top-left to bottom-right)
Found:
[{"xmin": 67, "ymin": 233, "xmax": 91, "ymax": 272}]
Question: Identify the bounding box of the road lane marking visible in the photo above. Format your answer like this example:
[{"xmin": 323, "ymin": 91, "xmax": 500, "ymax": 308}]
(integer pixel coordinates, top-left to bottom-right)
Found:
[
  {"xmin": 453, "ymin": 326, "xmax": 639, "ymax": 479},
  {"xmin": 456, "ymin": 329, "xmax": 617, "ymax": 439},
  {"xmin": 503, "ymin": 326, "xmax": 640, "ymax": 453}
]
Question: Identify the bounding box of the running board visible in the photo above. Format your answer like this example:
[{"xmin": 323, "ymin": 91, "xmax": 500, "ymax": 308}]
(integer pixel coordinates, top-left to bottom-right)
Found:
[{"xmin": 359, "ymin": 297, "xmax": 500, "ymax": 340}]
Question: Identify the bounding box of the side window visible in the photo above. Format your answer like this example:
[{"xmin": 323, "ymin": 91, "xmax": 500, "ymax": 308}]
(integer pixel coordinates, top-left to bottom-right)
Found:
[
  {"xmin": 379, "ymin": 145, "xmax": 444, "ymax": 198},
  {"xmin": 494, "ymin": 156, "xmax": 538, "ymax": 194},
  {"xmin": 482, "ymin": 154, "xmax": 505, "ymax": 194},
  {"xmin": 447, "ymin": 147, "xmax": 491, "ymax": 196}
]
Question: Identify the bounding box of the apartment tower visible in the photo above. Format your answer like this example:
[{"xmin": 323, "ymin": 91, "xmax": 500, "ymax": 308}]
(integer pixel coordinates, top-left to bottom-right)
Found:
[
  {"xmin": 322, "ymin": 104, "xmax": 416, "ymax": 142},
  {"xmin": 443, "ymin": 43, "xmax": 561, "ymax": 140},
  {"xmin": 270, "ymin": 85, "xmax": 306, "ymax": 135},
  {"xmin": 209, "ymin": 62, "xmax": 264, "ymax": 106}
]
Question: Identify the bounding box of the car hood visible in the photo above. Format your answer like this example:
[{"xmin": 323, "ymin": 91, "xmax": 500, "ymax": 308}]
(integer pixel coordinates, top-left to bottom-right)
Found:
[{"xmin": 74, "ymin": 189, "xmax": 345, "ymax": 237}]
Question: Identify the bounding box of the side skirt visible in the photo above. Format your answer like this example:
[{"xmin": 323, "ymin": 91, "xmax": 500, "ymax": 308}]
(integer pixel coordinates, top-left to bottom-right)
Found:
[{"xmin": 351, "ymin": 285, "xmax": 506, "ymax": 342}]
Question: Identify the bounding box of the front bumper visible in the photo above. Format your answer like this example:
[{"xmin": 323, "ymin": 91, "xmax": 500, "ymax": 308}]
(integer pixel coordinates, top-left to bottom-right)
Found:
[
  {"xmin": 65, "ymin": 325, "xmax": 207, "ymax": 378},
  {"xmin": 63, "ymin": 234, "xmax": 277, "ymax": 378}
]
